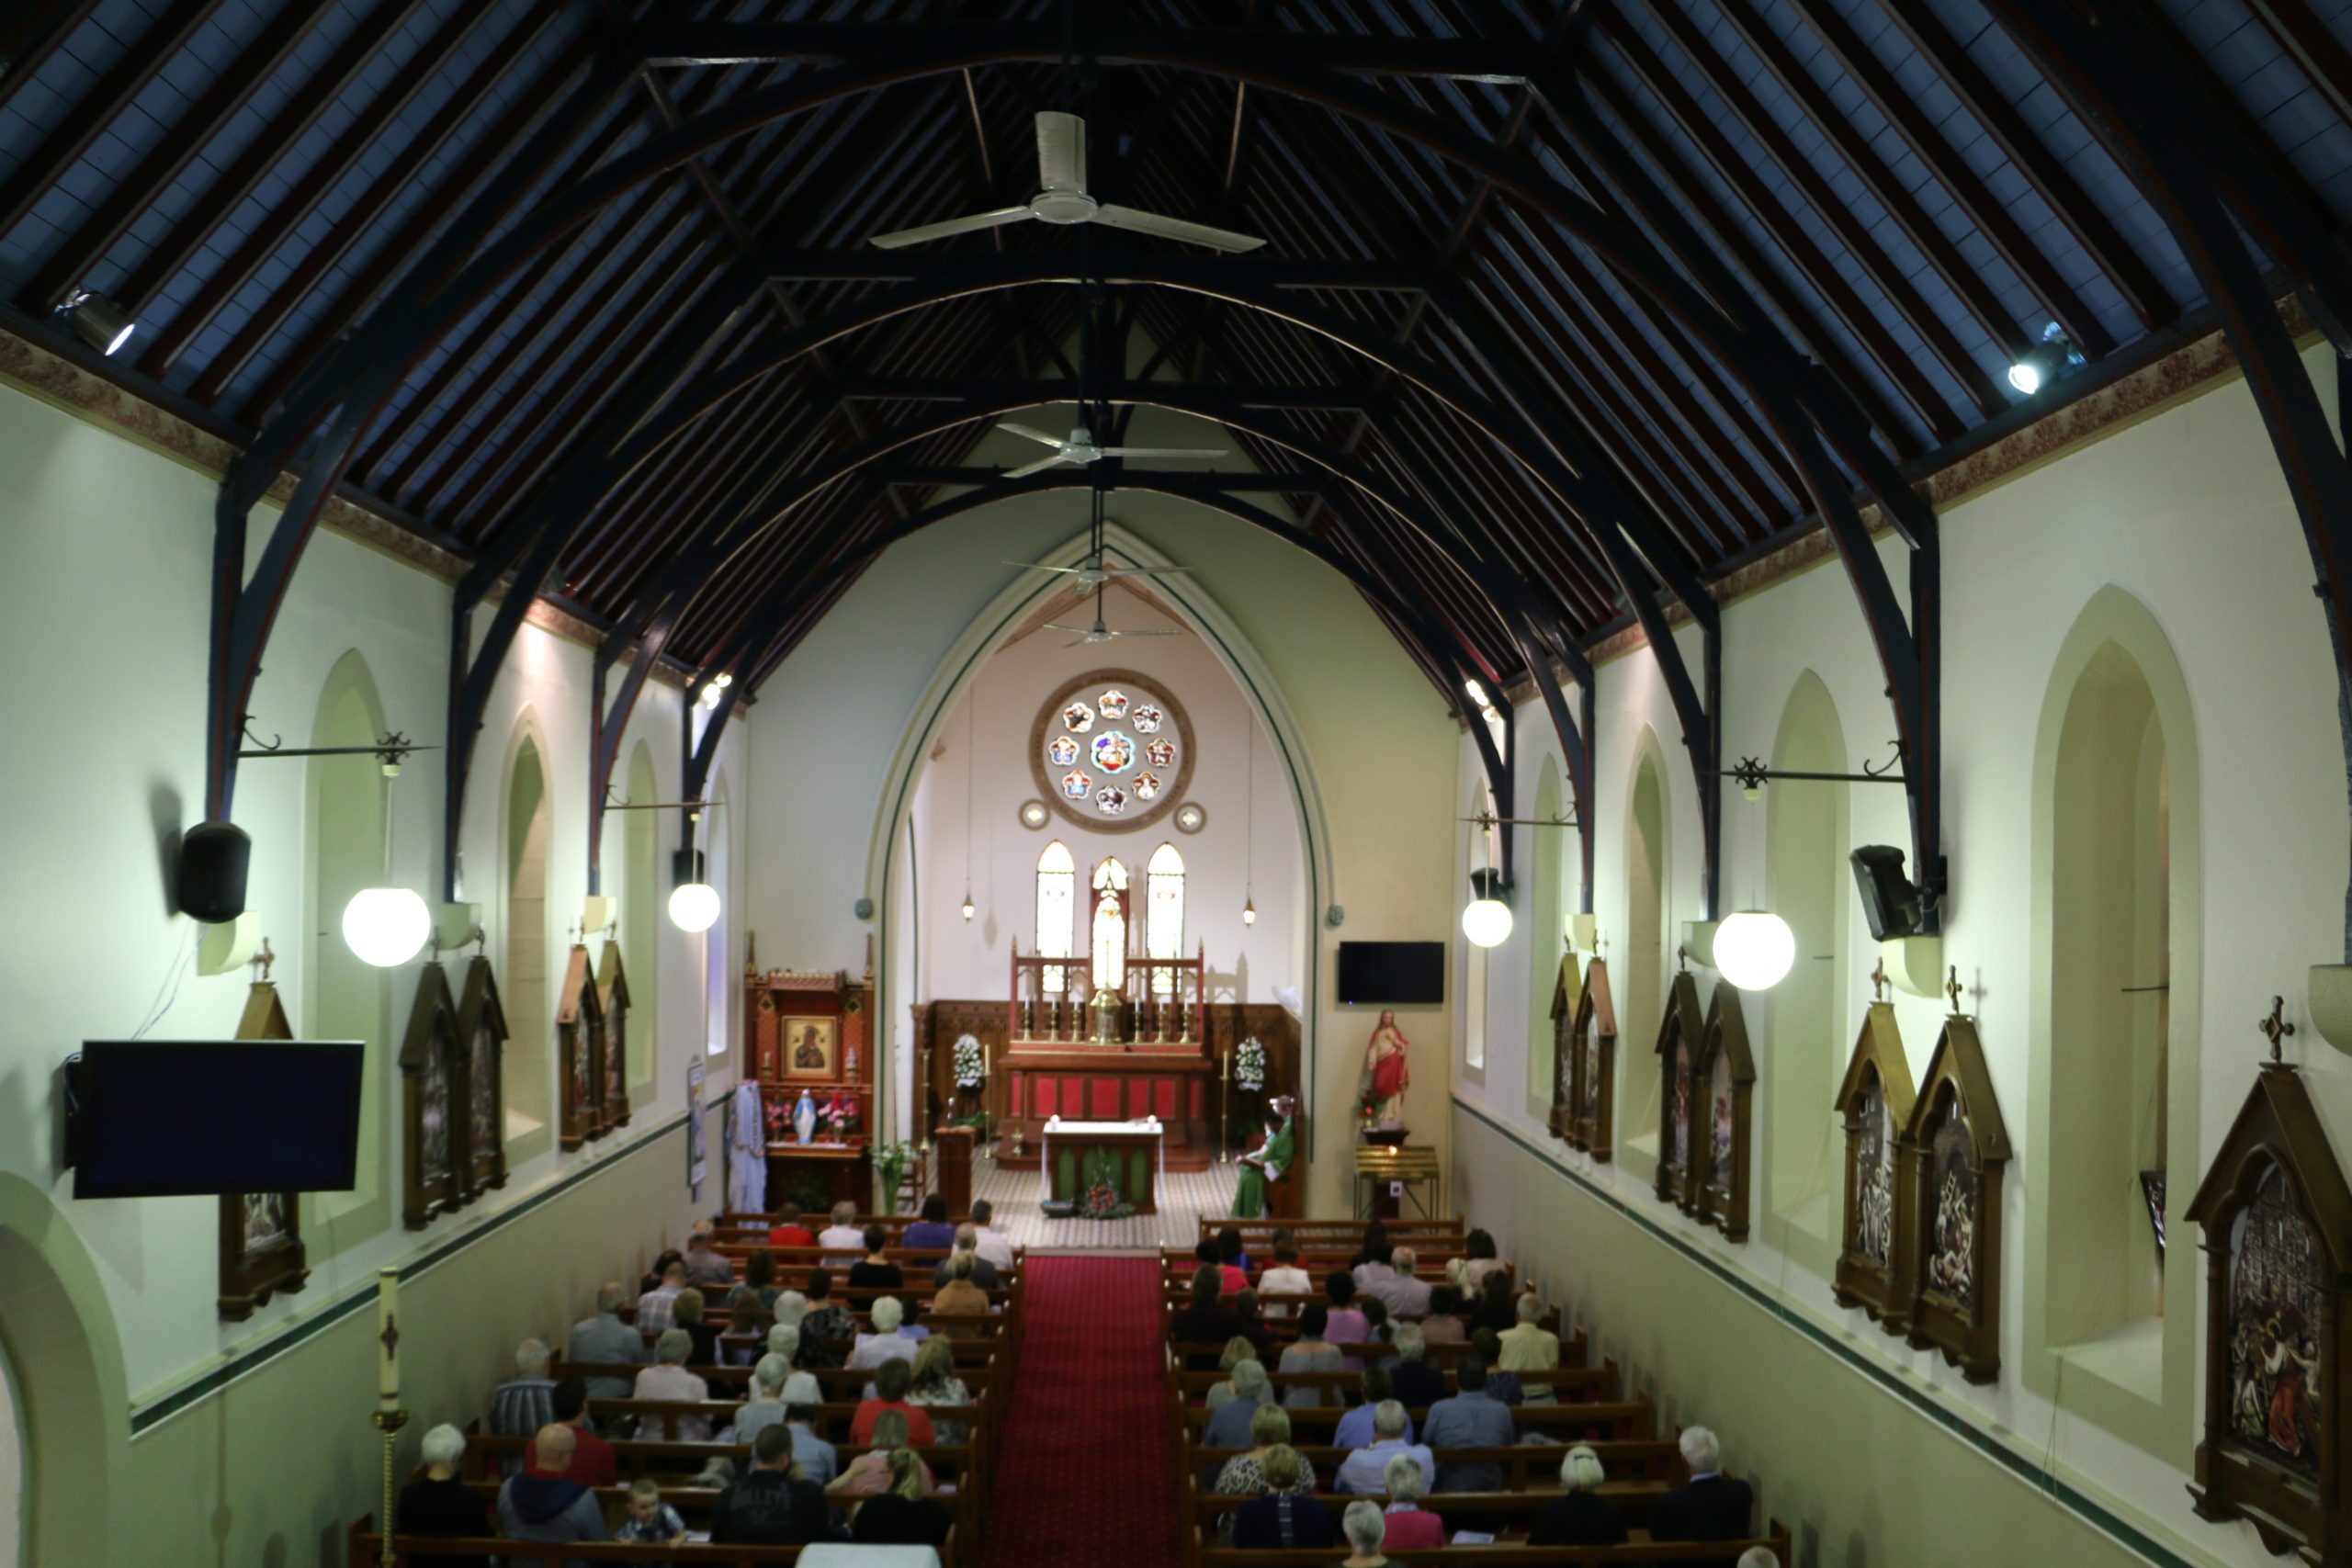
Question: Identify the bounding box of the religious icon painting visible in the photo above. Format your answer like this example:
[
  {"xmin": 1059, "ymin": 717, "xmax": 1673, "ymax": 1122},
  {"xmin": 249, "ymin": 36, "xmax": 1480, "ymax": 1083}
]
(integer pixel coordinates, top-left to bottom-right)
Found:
[
  {"xmin": 2187, "ymin": 1062, "xmax": 2352, "ymax": 1562},
  {"xmin": 458, "ymin": 954, "xmax": 509, "ymax": 1196},
  {"xmin": 779, "ymin": 1016, "xmax": 840, "ymax": 1081},
  {"xmin": 1833, "ymin": 999, "xmax": 1917, "ymax": 1331},
  {"xmin": 399, "ymin": 962, "xmax": 464, "ymax": 1229},
  {"xmin": 219, "ymin": 975, "xmax": 309, "ymax": 1320},
  {"xmin": 1688, "ymin": 982, "xmax": 1756, "ymax": 1241},
  {"xmin": 1569, "ymin": 956, "xmax": 1616, "ymax": 1163},
  {"xmin": 1546, "ymin": 949, "xmax": 1583, "ymax": 1142},
  {"xmin": 220, "ymin": 973, "xmax": 312, "ymax": 1316},
  {"xmin": 1651, "ymin": 973, "xmax": 1703, "ymax": 1211},
  {"xmin": 1091, "ymin": 732, "xmax": 1135, "ymax": 772},
  {"xmin": 1034, "ymin": 671, "xmax": 1194, "ymax": 832},
  {"xmin": 555, "ymin": 943, "xmax": 605, "ymax": 1151},
  {"xmin": 597, "ymin": 940, "xmax": 632, "ymax": 1132},
  {"xmin": 1901, "ymin": 1010, "xmax": 2008, "ymax": 1383}
]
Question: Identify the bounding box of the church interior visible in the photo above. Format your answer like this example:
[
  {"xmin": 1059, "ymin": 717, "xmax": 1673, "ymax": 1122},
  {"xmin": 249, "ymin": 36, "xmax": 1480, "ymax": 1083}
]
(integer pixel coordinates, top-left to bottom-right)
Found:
[{"xmin": 5, "ymin": 4, "xmax": 2352, "ymax": 1566}]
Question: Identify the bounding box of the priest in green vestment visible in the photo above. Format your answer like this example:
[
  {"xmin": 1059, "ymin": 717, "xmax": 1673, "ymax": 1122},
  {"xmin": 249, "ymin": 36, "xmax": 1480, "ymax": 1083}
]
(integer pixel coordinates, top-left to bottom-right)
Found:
[{"xmin": 1234, "ymin": 1096, "xmax": 1296, "ymax": 1218}]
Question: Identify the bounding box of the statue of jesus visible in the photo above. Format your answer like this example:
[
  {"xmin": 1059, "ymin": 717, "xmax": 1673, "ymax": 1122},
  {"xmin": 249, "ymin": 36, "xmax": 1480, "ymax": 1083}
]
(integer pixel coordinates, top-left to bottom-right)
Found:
[{"xmin": 1359, "ymin": 1010, "xmax": 1410, "ymax": 1125}]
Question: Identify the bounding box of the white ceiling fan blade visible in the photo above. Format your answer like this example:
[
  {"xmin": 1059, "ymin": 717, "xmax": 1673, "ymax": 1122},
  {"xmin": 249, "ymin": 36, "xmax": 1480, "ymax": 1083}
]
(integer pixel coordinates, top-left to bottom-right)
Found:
[
  {"xmin": 996, "ymin": 422, "xmax": 1071, "ymax": 448},
  {"xmin": 1036, "ymin": 111, "xmax": 1087, "ymax": 192},
  {"xmin": 1090, "ymin": 204, "xmax": 1266, "ymax": 253},
  {"xmin": 868, "ymin": 207, "xmax": 1034, "ymax": 249},
  {"xmin": 1003, "ymin": 453, "xmax": 1077, "ymax": 479},
  {"xmin": 1095, "ymin": 565, "xmax": 1194, "ymax": 578},
  {"xmin": 1095, "ymin": 446, "xmax": 1230, "ymax": 459},
  {"xmin": 1008, "ymin": 562, "xmax": 1091, "ymax": 575},
  {"xmin": 1104, "ymin": 628, "xmax": 1183, "ymax": 638},
  {"xmin": 1043, "ymin": 622, "xmax": 1091, "ymax": 635}
]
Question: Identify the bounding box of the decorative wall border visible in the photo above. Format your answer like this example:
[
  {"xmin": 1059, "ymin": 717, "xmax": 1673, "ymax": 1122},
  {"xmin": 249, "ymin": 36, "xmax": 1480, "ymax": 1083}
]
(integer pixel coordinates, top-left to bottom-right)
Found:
[
  {"xmin": 1452, "ymin": 1095, "xmax": 2200, "ymax": 1568},
  {"xmin": 0, "ymin": 325, "xmax": 684, "ymax": 686},
  {"xmin": 129, "ymin": 1102, "xmax": 700, "ymax": 1435}
]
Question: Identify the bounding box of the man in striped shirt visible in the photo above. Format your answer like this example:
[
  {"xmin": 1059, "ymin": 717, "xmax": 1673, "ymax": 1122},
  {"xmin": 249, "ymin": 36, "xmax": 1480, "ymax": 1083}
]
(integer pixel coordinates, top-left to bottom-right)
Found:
[{"xmin": 488, "ymin": 1339, "xmax": 559, "ymax": 1439}]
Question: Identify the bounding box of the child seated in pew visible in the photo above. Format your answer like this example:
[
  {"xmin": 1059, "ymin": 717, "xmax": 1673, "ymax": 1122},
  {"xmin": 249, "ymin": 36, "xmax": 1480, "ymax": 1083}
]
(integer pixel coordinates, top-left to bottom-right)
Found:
[{"xmin": 616, "ymin": 1476, "xmax": 689, "ymax": 1550}]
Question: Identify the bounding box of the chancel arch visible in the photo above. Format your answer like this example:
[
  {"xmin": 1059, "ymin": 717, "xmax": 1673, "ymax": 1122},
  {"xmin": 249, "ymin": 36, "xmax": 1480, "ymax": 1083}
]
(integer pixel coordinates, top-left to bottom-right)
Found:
[
  {"xmin": 1622, "ymin": 730, "xmax": 1672, "ymax": 1175},
  {"xmin": 2026, "ymin": 584, "xmax": 2204, "ymax": 1456},
  {"xmin": 500, "ymin": 717, "xmax": 553, "ymax": 1160},
  {"xmin": 1763, "ymin": 670, "xmax": 1849, "ymax": 1269},
  {"xmin": 303, "ymin": 650, "xmax": 390, "ymax": 1239}
]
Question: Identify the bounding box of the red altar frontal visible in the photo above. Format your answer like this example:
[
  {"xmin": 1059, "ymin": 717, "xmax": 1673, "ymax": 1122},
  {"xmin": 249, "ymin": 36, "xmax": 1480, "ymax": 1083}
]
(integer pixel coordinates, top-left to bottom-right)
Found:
[{"xmin": 996, "ymin": 941, "xmax": 1215, "ymax": 1172}]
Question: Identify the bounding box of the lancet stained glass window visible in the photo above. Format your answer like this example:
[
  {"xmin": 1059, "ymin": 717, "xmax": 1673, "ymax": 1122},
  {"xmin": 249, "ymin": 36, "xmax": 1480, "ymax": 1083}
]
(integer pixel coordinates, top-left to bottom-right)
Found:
[
  {"xmin": 1147, "ymin": 841, "xmax": 1185, "ymax": 996},
  {"xmin": 1091, "ymin": 857, "xmax": 1128, "ymax": 990},
  {"xmin": 1035, "ymin": 841, "xmax": 1075, "ymax": 994}
]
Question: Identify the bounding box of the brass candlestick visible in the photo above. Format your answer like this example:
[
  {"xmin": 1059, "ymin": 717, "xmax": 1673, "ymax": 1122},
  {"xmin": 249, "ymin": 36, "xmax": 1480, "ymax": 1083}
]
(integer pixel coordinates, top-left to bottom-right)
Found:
[{"xmin": 373, "ymin": 1404, "xmax": 410, "ymax": 1564}]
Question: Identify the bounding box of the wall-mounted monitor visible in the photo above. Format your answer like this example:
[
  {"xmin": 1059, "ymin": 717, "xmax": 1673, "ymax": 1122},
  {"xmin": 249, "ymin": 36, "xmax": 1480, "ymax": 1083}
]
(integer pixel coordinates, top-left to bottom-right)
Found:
[
  {"xmin": 1336, "ymin": 942, "xmax": 1446, "ymax": 1006},
  {"xmin": 67, "ymin": 1040, "xmax": 367, "ymax": 1199}
]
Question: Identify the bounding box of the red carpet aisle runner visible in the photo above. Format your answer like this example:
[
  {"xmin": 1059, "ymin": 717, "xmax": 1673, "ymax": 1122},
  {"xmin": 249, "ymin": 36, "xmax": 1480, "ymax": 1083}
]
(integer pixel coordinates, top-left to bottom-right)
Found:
[{"xmin": 979, "ymin": 1257, "xmax": 1182, "ymax": 1568}]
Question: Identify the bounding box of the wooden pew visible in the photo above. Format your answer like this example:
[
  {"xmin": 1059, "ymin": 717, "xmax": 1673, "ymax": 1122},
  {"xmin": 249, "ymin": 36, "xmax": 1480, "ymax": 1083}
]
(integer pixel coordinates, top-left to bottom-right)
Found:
[
  {"xmin": 348, "ymin": 1517, "xmax": 959, "ymax": 1566},
  {"xmin": 1193, "ymin": 1438, "xmax": 1688, "ymax": 1489},
  {"xmin": 1172, "ymin": 1362, "xmax": 1618, "ymax": 1404},
  {"xmin": 1180, "ymin": 1400, "xmax": 1657, "ymax": 1444},
  {"xmin": 1194, "ymin": 1527, "xmax": 1791, "ymax": 1567}
]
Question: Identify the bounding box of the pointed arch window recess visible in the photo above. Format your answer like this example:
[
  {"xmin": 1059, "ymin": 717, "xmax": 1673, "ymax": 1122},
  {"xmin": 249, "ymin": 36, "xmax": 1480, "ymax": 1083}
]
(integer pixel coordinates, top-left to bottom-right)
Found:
[
  {"xmin": 1147, "ymin": 842, "xmax": 1185, "ymax": 997},
  {"xmin": 1035, "ymin": 840, "xmax": 1075, "ymax": 994}
]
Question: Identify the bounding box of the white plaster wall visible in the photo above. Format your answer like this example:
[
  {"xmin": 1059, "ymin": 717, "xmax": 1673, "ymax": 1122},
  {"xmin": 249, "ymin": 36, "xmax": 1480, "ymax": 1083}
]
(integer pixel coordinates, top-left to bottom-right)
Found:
[
  {"xmin": 1451, "ymin": 344, "xmax": 2348, "ymax": 1568},
  {"xmin": 906, "ymin": 587, "xmax": 1302, "ymax": 1004},
  {"xmin": 0, "ymin": 378, "xmax": 742, "ymax": 1479}
]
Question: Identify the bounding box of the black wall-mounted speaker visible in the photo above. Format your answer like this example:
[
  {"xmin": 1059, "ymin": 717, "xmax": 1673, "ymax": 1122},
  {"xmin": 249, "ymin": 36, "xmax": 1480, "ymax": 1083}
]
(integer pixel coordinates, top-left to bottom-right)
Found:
[
  {"xmin": 176, "ymin": 821, "xmax": 252, "ymax": 924},
  {"xmin": 1850, "ymin": 844, "xmax": 1923, "ymax": 942}
]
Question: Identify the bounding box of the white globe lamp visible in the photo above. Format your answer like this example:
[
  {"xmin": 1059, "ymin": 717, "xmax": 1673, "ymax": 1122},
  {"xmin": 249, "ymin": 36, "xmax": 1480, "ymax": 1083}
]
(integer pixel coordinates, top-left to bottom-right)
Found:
[
  {"xmin": 669, "ymin": 880, "xmax": 721, "ymax": 933},
  {"xmin": 1462, "ymin": 897, "xmax": 1513, "ymax": 949},
  {"xmin": 1714, "ymin": 909, "xmax": 1796, "ymax": 990},
  {"xmin": 342, "ymin": 886, "xmax": 431, "ymax": 967}
]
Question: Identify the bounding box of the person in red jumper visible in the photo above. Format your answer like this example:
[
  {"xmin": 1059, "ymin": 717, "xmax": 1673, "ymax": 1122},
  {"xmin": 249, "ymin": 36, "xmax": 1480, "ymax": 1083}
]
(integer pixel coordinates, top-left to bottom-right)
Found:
[{"xmin": 767, "ymin": 1200, "xmax": 817, "ymax": 1249}]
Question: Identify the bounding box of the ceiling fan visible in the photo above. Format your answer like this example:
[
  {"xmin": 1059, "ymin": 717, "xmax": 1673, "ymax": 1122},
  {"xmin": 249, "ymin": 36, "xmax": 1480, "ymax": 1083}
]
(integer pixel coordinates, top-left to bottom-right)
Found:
[
  {"xmin": 868, "ymin": 110, "xmax": 1268, "ymax": 254},
  {"xmin": 1047, "ymin": 583, "xmax": 1184, "ymax": 648},
  {"xmin": 1009, "ymin": 488, "xmax": 1193, "ymax": 590},
  {"xmin": 993, "ymin": 417, "xmax": 1227, "ymax": 478}
]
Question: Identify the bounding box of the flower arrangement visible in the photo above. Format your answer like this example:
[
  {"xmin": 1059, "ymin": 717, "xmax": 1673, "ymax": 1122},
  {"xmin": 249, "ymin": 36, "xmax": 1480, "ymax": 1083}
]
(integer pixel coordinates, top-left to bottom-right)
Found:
[
  {"xmin": 875, "ymin": 1141, "xmax": 919, "ymax": 1211},
  {"xmin": 1079, "ymin": 1145, "xmax": 1136, "ymax": 1220},
  {"xmin": 1234, "ymin": 1036, "xmax": 1267, "ymax": 1092},
  {"xmin": 952, "ymin": 1034, "xmax": 986, "ymax": 1089}
]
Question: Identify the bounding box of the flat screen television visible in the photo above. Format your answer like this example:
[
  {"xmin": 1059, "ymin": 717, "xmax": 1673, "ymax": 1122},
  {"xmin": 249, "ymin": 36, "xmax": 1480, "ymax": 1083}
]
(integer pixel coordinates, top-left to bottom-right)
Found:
[
  {"xmin": 68, "ymin": 1039, "xmax": 367, "ymax": 1199},
  {"xmin": 1336, "ymin": 942, "xmax": 1445, "ymax": 1006}
]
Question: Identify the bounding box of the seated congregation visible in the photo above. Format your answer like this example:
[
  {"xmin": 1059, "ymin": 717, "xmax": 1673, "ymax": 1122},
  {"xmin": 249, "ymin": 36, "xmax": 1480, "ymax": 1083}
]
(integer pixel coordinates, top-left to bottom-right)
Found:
[
  {"xmin": 1166, "ymin": 1216, "xmax": 1790, "ymax": 1566},
  {"xmin": 362, "ymin": 1199, "xmax": 1020, "ymax": 1562}
]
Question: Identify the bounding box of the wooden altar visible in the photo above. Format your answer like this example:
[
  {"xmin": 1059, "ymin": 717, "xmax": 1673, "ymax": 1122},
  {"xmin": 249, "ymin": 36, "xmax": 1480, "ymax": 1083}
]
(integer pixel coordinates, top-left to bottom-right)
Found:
[
  {"xmin": 1041, "ymin": 1121, "xmax": 1164, "ymax": 1213},
  {"xmin": 744, "ymin": 961, "xmax": 875, "ymax": 1213}
]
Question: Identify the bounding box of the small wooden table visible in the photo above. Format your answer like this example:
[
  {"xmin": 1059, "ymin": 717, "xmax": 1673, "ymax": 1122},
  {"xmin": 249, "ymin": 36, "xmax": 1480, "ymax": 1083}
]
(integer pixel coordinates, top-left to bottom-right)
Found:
[
  {"xmin": 1040, "ymin": 1117, "xmax": 1165, "ymax": 1213},
  {"xmin": 1353, "ymin": 1143, "xmax": 1442, "ymax": 1221}
]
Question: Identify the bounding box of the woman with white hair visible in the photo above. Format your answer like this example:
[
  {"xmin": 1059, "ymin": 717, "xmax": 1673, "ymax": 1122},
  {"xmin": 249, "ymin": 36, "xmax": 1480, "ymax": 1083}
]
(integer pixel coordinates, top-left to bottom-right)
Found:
[
  {"xmin": 1530, "ymin": 1444, "xmax": 1627, "ymax": 1545},
  {"xmin": 633, "ymin": 1327, "xmax": 713, "ymax": 1439},
  {"xmin": 1212, "ymin": 1403, "xmax": 1318, "ymax": 1519},
  {"xmin": 1377, "ymin": 1454, "xmax": 1445, "ymax": 1550},
  {"xmin": 732, "ymin": 1352, "xmax": 795, "ymax": 1454},
  {"xmin": 848, "ymin": 1295, "xmax": 920, "ymax": 1371},
  {"xmin": 1339, "ymin": 1497, "xmax": 1395, "ymax": 1568},
  {"xmin": 1736, "ymin": 1551, "xmax": 1782, "ymax": 1567},
  {"xmin": 1206, "ymin": 1336, "xmax": 1261, "ymax": 1410},
  {"xmin": 395, "ymin": 1424, "xmax": 491, "ymax": 1565},
  {"xmin": 764, "ymin": 1322, "xmax": 801, "ymax": 1369},
  {"xmin": 1202, "ymin": 1356, "xmax": 1273, "ymax": 1450}
]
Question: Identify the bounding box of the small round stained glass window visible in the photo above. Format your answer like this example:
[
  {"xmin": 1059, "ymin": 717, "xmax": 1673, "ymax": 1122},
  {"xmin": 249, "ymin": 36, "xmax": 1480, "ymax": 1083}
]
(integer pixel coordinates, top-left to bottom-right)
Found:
[{"xmin": 1031, "ymin": 669, "xmax": 1193, "ymax": 833}]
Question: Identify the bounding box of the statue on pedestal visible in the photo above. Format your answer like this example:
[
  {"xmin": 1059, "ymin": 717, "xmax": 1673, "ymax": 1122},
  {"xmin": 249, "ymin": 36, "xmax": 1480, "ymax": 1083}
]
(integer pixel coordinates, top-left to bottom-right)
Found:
[
  {"xmin": 1359, "ymin": 1010, "xmax": 1411, "ymax": 1130},
  {"xmin": 1234, "ymin": 1094, "xmax": 1297, "ymax": 1219}
]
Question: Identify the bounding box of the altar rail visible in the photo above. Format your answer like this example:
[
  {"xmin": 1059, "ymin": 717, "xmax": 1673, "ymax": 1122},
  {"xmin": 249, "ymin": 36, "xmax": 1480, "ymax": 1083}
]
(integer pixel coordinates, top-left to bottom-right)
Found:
[{"xmin": 1008, "ymin": 940, "xmax": 1204, "ymax": 1044}]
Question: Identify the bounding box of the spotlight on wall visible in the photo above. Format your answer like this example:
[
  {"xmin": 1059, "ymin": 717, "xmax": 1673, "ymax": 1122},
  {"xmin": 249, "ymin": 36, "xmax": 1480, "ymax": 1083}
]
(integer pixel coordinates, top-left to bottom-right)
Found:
[
  {"xmin": 342, "ymin": 886, "xmax": 431, "ymax": 967},
  {"xmin": 1850, "ymin": 844, "xmax": 1939, "ymax": 941},
  {"xmin": 176, "ymin": 820, "xmax": 254, "ymax": 923},
  {"xmin": 1713, "ymin": 909, "xmax": 1796, "ymax": 990},
  {"xmin": 670, "ymin": 847, "xmax": 720, "ymax": 932},
  {"xmin": 58, "ymin": 288, "xmax": 135, "ymax": 355},
  {"xmin": 1462, "ymin": 867, "xmax": 1513, "ymax": 949},
  {"xmin": 2006, "ymin": 322, "xmax": 2082, "ymax": 397}
]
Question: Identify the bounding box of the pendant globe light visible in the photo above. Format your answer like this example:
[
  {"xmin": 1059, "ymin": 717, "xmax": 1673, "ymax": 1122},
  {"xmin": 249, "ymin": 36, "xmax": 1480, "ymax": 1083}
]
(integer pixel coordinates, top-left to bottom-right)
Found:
[
  {"xmin": 1462, "ymin": 865, "xmax": 1513, "ymax": 948},
  {"xmin": 670, "ymin": 838, "xmax": 719, "ymax": 933},
  {"xmin": 343, "ymin": 886, "xmax": 430, "ymax": 967},
  {"xmin": 1714, "ymin": 909, "xmax": 1796, "ymax": 990}
]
